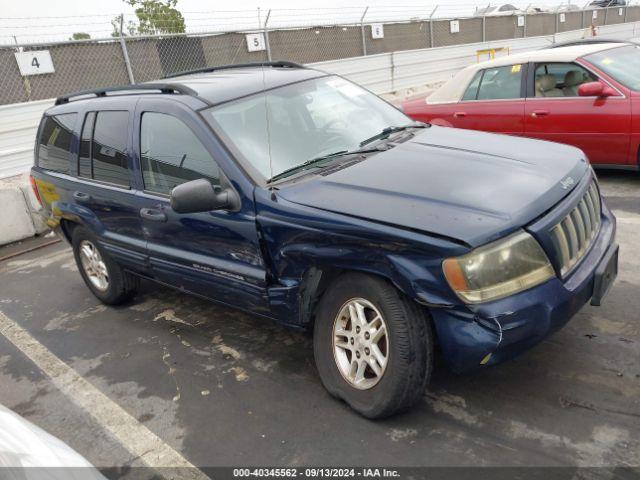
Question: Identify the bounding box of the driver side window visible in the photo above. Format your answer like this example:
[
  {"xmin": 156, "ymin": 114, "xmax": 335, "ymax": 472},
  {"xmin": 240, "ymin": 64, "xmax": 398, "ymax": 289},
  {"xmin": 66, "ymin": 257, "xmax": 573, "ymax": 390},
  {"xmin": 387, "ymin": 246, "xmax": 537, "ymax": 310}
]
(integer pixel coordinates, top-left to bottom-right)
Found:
[
  {"xmin": 534, "ymin": 63, "xmax": 597, "ymax": 97},
  {"xmin": 140, "ymin": 112, "xmax": 220, "ymax": 195}
]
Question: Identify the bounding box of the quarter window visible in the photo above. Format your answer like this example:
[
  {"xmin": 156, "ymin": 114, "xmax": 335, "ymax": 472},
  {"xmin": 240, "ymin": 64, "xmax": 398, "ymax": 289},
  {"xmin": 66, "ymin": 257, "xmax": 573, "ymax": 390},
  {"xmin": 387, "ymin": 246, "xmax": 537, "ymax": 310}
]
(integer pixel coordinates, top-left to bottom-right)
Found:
[
  {"xmin": 140, "ymin": 112, "xmax": 220, "ymax": 195},
  {"xmin": 37, "ymin": 113, "xmax": 77, "ymax": 174},
  {"xmin": 464, "ymin": 65, "xmax": 524, "ymax": 101}
]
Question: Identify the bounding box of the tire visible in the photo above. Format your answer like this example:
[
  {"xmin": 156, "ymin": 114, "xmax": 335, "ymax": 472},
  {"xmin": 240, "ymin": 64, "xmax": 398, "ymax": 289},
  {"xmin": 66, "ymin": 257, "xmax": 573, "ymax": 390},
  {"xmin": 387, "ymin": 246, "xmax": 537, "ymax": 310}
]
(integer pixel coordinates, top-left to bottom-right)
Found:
[
  {"xmin": 72, "ymin": 226, "xmax": 138, "ymax": 305},
  {"xmin": 313, "ymin": 272, "xmax": 433, "ymax": 419}
]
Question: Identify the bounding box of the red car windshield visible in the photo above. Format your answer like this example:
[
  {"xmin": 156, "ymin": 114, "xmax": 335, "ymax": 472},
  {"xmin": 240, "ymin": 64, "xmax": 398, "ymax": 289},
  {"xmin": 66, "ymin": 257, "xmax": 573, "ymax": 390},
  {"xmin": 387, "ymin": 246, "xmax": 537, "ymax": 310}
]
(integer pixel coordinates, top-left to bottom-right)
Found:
[{"xmin": 585, "ymin": 45, "xmax": 640, "ymax": 91}]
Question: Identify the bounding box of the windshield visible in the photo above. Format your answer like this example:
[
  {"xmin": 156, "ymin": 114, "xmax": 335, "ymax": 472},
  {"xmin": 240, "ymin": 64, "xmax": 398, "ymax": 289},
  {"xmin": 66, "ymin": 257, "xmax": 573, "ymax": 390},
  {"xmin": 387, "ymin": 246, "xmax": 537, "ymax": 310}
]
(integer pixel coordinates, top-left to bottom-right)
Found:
[
  {"xmin": 204, "ymin": 75, "xmax": 409, "ymax": 180},
  {"xmin": 585, "ymin": 45, "xmax": 640, "ymax": 91}
]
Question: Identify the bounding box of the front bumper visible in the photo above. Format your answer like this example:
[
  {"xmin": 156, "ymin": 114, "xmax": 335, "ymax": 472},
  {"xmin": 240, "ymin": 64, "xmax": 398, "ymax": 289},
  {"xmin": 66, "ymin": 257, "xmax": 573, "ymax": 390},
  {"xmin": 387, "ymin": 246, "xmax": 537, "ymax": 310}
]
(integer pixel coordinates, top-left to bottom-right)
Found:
[{"xmin": 431, "ymin": 200, "xmax": 617, "ymax": 373}]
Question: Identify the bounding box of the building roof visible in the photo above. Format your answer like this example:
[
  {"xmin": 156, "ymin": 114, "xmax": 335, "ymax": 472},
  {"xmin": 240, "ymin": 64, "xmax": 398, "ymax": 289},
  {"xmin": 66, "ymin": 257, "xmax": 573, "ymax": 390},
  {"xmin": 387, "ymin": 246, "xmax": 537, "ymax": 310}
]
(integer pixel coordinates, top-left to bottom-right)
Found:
[{"xmin": 427, "ymin": 43, "xmax": 627, "ymax": 104}]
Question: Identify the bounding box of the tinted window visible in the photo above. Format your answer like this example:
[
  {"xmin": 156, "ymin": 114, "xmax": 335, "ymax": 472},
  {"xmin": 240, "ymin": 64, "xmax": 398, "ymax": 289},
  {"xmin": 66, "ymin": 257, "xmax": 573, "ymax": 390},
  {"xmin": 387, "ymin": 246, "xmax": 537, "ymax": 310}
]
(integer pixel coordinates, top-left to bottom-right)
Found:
[
  {"xmin": 462, "ymin": 71, "xmax": 482, "ymax": 101},
  {"xmin": 475, "ymin": 65, "xmax": 523, "ymax": 100},
  {"xmin": 91, "ymin": 111, "xmax": 129, "ymax": 187},
  {"xmin": 38, "ymin": 113, "xmax": 77, "ymax": 173},
  {"xmin": 79, "ymin": 112, "xmax": 95, "ymax": 178},
  {"xmin": 140, "ymin": 113, "xmax": 220, "ymax": 195}
]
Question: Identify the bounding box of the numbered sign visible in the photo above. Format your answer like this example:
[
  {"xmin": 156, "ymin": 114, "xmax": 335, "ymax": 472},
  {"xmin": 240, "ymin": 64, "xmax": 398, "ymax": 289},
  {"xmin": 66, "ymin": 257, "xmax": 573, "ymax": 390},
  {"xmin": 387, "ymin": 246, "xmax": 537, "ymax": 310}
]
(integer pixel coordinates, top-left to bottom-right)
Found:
[
  {"xmin": 517, "ymin": 16, "xmax": 525, "ymax": 27},
  {"xmin": 14, "ymin": 50, "xmax": 54, "ymax": 76},
  {"xmin": 371, "ymin": 24, "xmax": 384, "ymax": 39},
  {"xmin": 592, "ymin": 10, "xmax": 598, "ymax": 19},
  {"xmin": 619, "ymin": 8, "xmax": 624, "ymax": 16},
  {"xmin": 450, "ymin": 20, "xmax": 460, "ymax": 34},
  {"xmin": 559, "ymin": 13, "xmax": 566, "ymax": 23},
  {"xmin": 245, "ymin": 33, "xmax": 266, "ymax": 52}
]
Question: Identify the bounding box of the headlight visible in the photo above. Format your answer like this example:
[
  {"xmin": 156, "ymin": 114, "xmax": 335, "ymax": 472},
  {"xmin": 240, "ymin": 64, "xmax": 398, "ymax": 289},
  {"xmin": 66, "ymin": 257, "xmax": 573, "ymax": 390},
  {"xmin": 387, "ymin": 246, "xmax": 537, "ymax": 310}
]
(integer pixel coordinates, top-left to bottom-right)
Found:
[{"xmin": 443, "ymin": 231, "xmax": 555, "ymax": 304}]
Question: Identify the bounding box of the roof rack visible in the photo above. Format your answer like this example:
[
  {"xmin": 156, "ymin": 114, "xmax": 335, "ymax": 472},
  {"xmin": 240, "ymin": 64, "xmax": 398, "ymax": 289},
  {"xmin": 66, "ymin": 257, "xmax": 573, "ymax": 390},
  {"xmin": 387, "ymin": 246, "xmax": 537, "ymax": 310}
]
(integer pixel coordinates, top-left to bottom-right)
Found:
[
  {"xmin": 162, "ymin": 61, "xmax": 306, "ymax": 79},
  {"xmin": 54, "ymin": 83, "xmax": 202, "ymax": 105}
]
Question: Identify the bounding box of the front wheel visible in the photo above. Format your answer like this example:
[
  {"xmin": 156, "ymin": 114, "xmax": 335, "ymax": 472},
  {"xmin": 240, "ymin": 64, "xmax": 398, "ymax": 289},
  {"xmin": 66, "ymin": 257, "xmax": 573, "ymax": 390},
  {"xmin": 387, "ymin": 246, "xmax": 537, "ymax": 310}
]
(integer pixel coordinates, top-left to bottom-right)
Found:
[{"xmin": 313, "ymin": 273, "xmax": 433, "ymax": 418}]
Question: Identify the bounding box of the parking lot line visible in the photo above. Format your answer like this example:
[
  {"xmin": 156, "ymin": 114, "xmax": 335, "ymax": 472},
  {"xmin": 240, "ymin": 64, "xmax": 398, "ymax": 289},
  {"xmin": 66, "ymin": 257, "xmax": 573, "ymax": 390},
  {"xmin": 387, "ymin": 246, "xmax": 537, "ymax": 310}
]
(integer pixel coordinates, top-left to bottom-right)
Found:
[{"xmin": 0, "ymin": 310, "xmax": 207, "ymax": 479}]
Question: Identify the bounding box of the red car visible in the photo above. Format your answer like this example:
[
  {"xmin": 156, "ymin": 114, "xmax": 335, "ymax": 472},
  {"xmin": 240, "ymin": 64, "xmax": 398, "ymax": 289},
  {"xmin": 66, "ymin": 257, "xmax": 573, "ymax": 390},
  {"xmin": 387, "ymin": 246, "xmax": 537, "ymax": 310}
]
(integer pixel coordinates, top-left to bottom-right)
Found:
[{"xmin": 403, "ymin": 42, "xmax": 640, "ymax": 169}]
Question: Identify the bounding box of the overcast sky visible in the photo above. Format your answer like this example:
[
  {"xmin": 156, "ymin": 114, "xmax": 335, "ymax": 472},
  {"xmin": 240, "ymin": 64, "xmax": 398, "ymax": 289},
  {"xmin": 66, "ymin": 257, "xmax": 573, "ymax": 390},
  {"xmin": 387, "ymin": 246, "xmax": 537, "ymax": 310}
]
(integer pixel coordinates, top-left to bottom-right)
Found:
[{"xmin": 0, "ymin": 0, "xmax": 576, "ymax": 44}]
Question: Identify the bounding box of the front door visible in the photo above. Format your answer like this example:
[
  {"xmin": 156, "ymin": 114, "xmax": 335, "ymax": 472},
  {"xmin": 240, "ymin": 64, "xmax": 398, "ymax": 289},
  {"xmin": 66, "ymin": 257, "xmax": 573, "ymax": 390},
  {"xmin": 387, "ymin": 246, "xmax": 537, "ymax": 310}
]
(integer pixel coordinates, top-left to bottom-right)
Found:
[
  {"xmin": 133, "ymin": 98, "xmax": 269, "ymax": 315},
  {"xmin": 524, "ymin": 61, "xmax": 631, "ymax": 167}
]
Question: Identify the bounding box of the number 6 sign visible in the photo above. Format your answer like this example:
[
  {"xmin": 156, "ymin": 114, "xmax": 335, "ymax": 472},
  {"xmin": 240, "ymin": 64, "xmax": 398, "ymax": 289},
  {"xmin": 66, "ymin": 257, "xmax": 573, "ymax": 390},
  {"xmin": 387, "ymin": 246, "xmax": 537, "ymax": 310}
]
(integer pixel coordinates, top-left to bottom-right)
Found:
[{"xmin": 14, "ymin": 50, "xmax": 55, "ymax": 76}]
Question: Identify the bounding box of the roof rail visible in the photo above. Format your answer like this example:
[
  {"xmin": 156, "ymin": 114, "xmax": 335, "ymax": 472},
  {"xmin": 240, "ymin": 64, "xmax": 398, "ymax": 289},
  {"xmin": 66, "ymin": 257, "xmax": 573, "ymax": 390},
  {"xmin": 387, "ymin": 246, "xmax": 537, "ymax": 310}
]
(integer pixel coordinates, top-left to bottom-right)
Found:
[
  {"xmin": 54, "ymin": 83, "xmax": 202, "ymax": 105},
  {"xmin": 162, "ymin": 61, "xmax": 306, "ymax": 79}
]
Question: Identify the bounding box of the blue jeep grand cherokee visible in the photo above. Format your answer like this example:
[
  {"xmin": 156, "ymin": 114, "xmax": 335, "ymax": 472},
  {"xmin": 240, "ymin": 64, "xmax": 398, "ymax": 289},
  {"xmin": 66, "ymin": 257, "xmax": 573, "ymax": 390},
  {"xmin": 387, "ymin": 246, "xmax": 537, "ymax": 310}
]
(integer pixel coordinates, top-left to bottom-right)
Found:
[{"xmin": 31, "ymin": 62, "xmax": 618, "ymax": 418}]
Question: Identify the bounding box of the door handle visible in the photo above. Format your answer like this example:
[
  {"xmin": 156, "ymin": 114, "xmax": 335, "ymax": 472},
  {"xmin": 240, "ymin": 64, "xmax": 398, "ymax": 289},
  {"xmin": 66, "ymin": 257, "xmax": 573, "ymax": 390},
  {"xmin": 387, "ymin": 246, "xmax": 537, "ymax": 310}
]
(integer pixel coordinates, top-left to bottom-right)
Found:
[
  {"xmin": 72, "ymin": 191, "xmax": 91, "ymax": 203},
  {"xmin": 453, "ymin": 111, "xmax": 467, "ymax": 118},
  {"xmin": 140, "ymin": 207, "xmax": 167, "ymax": 222},
  {"xmin": 531, "ymin": 110, "xmax": 550, "ymax": 117}
]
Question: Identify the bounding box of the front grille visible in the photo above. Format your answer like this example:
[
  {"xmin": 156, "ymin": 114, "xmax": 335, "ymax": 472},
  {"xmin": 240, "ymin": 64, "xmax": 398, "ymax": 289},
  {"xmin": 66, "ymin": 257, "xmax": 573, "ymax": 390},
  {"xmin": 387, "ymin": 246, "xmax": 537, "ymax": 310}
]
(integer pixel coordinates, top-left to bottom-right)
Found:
[{"xmin": 550, "ymin": 180, "xmax": 601, "ymax": 276}]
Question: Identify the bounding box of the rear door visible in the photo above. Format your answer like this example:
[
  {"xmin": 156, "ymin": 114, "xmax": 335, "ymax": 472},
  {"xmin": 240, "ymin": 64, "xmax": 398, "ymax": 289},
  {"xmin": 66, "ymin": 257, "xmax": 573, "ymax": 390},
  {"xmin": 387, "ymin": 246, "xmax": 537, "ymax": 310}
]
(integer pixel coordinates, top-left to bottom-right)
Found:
[
  {"xmin": 72, "ymin": 107, "xmax": 149, "ymax": 274},
  {"xmin": 446, "ymin": 63, "xmax": 527, "ymax": 135},
  {"xmin": 132, "ymin": 98, "xmax": 269, "ymax": 314},
  {"xmin": 524, "ymin": 61, "xmax": 631, "ymax": 166}
]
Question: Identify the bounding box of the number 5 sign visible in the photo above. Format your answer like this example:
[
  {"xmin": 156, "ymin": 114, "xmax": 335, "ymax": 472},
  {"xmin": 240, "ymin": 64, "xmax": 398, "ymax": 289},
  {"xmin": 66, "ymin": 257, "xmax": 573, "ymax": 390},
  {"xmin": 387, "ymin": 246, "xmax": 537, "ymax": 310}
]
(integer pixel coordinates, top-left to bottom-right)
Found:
[
  {"xmin": 245, "ymin": 33, "xmax": 266, "ymax": 52},
  {"xmin": 14, "ymin": 50, "xmax": 55, "ymax": 76}
]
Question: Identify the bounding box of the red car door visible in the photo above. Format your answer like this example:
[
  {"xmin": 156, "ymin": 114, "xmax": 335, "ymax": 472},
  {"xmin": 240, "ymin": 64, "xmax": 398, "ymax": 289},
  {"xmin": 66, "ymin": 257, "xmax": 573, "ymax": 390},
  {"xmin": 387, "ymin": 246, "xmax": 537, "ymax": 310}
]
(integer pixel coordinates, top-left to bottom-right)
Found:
[
  {"xmin": 404, "ymin": 63, "xmax": 526, "ymax": 135},
  {"xmin": 524, "ymin": 61, "xmax": 631, "ymax": 167}
]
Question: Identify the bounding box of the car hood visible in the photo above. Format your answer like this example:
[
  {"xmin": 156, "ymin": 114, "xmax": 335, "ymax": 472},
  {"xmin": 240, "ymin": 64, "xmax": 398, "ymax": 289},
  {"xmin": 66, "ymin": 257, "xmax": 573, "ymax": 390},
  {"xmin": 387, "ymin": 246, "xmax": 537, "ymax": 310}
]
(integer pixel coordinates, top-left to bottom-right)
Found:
[{"xmin": 276, "ymin": 126, "xmax": 589, "ymax": 247}]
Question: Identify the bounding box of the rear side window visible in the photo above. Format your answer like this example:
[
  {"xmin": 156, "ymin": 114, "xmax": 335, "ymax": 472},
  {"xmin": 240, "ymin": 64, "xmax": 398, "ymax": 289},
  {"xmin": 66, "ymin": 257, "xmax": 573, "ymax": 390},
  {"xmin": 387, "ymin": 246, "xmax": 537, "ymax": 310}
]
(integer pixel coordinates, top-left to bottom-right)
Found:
[
  {"xmin": 140, "ymin": 112, "xmax": 220, "ymax": 195},
  {"xmin": 37, "ymin": 113, "xmax": 77, "ymax": 174},
  {"xmin": 462, "ymin": 71, "xmax": 482, "ymax": 101},
  {"xmin": 464, "ymin": 65, "xmax": 524, "ymax": 101},
  {"xmin": 78, "ymin": 111, "xmax": 130, "ymax": 187}
]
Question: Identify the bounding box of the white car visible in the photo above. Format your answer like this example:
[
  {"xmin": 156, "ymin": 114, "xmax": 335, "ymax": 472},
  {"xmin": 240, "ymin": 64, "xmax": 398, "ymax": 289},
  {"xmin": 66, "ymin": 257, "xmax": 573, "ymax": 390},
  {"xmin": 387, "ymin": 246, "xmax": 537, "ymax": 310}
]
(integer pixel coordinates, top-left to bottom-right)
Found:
[{"xmin": 0, "ymin": 403, "xmax": 104, "ymax": 479}]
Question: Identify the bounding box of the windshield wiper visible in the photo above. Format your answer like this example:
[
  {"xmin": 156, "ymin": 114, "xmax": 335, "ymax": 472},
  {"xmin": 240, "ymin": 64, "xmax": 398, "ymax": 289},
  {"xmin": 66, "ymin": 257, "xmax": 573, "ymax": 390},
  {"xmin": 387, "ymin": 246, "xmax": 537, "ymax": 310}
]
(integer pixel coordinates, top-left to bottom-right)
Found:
[
  {"xmin": 268, "ymin": 147, "xmax": 383, "ymax": 183},
  {"xmin": 359, "ymin": 123, "xmax": 429, "ymax": 147}
]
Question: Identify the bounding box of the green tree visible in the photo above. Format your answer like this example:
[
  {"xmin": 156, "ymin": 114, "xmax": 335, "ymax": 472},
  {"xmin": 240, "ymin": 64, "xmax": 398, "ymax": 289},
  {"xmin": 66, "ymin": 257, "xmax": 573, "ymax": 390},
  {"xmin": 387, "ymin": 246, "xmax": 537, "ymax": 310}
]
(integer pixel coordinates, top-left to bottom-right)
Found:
[
  {"xmin": 111, "ymin": 14, "xmax": 137, "ymax": 37},
  {"xmin": 70, "ymin": 32, "xmax": 91, "ymax": 40},
  {"xmin": 127, "ymin": 0, "xmax": 185, "ymax": 35}
]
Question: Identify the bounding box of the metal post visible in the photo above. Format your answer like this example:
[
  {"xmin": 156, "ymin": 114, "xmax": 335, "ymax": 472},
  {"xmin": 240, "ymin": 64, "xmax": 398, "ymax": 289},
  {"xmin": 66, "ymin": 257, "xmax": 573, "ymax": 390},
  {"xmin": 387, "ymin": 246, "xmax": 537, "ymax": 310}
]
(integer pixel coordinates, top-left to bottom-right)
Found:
[
  {"xmin": 429, "ymin": 5, "xmax": 438, "ymax": 48},
  {"xmin": 360, "ymin": 7, "xmax": 369, "ymax": 56},
  {"xmin": 13, "ymin": 36, "xmax": 32, "ymax": 101},
  {"xmin": 390, "ymin": 52, "xmax": 395, "ymax": 92},
  {"xmin": 523, "ymin": 3, "xmax": 531, "ymax": 37},
  {"xmin": 482, "ymin": 4, "xmax": 490, "ymax": 42},
  {"xmin": 264, "ymin": 9, "xmax": 272, "ymax": 62},
  {"xmin": 604, "ymin": 6, "xmax": 608, "ymax": 24},
  {"xmin": 555, "ymin": 5, "xmax": 559, "ymax": 34},
  {"xmin": 119, "ymin": 14, "xmax": 135, "ymax": 84},
  {"xmin": 624, "ymin": 5, "xmax": 628, "ymax": 23}
]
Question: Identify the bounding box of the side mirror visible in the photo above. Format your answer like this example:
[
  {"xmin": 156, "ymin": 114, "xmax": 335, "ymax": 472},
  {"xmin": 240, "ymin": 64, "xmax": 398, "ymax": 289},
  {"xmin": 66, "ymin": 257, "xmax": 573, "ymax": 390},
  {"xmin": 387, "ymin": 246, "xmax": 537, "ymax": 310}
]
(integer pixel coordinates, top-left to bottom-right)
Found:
[
  {"xmin": 170, "ymin": 179, "xmax": 239, "ymax": 214},
  {"xmin": 578, "ymin": 81, "xmax": 616, "ymax": 98}
]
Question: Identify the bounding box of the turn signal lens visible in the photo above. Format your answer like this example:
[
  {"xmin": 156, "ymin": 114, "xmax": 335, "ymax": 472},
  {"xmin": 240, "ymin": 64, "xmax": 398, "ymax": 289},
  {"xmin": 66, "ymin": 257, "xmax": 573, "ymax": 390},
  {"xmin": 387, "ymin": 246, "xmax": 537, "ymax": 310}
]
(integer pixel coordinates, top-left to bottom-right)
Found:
[{"xmin": 443, "ymin": 231, "xmax": 555, "ymax": 304}]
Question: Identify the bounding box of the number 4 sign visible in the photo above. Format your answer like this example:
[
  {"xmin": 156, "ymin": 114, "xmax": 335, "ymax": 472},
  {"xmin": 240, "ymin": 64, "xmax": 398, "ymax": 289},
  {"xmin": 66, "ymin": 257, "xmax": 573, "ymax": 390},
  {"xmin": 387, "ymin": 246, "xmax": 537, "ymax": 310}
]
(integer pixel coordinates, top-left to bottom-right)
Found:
[{"xmin": 14, "ymin": 50, "xmax": 55, "ymax": 76}]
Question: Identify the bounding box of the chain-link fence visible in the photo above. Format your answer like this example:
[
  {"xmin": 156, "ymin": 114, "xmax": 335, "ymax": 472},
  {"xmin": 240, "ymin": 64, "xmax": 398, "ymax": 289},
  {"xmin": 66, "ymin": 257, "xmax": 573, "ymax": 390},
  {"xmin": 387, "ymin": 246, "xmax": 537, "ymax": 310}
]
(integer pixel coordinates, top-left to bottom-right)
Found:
[{"xmin": 2, "ymin": 4, "xmax": 640, "ymax": 106}]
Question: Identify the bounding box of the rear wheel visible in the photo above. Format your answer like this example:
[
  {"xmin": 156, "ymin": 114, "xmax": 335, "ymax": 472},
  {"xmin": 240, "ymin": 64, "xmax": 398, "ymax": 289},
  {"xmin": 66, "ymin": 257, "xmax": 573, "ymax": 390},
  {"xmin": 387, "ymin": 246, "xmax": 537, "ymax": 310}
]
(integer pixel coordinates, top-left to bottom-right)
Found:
[
  {"xmin": 72, "ymin": 227, "xmax": 138, "ymax": 305},
  {"xmin": 313, "ymin": 273, "xmax": 433, "ymax": 418}
]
